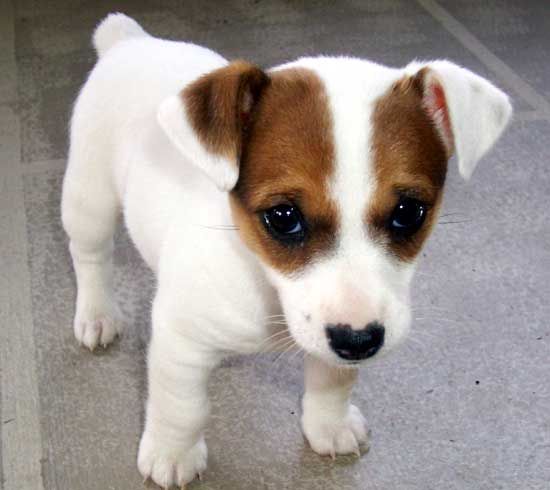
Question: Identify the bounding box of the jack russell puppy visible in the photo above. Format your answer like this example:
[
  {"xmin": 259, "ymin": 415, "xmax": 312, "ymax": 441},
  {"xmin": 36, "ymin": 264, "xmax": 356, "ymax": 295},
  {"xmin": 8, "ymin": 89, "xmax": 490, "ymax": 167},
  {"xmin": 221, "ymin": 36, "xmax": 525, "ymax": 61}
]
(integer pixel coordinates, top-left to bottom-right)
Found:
[{"xmin": 61, "ymin": 13, "xmax": 512, "ymax": 489}]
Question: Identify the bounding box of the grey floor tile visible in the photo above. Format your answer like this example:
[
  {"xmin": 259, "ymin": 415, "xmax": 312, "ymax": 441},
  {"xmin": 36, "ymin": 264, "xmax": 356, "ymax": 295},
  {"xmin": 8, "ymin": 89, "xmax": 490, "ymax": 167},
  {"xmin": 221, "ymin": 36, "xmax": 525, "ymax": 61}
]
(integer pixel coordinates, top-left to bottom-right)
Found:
[
  {"xmin": 439, "ymin": 0, "xmax": 550, "ymax": 107},
  {"xmin": 10, "ymin": 1, "xmax": 550, "ymax": 489},
  {"xmin": 17, "ymin": 51, "xmax": 93, "ymax": 163}
]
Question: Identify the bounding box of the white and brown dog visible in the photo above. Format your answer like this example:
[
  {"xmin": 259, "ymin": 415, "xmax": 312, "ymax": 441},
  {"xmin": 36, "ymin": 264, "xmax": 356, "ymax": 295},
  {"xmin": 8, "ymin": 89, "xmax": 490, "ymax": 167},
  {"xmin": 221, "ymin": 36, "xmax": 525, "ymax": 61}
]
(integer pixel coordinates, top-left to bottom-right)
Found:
[{"xmin": 61, "ymin": 13, "xmax": 512, "ymax": 488}]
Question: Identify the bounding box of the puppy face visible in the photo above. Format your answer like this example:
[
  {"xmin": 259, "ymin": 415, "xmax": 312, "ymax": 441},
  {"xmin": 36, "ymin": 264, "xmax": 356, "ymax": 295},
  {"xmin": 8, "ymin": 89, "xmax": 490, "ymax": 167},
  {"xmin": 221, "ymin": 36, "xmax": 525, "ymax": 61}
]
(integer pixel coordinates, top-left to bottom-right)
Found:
[
  {"xmin": 160, "ymin": 56, "xmax": 511, "ymax": 366},
  {"xmin": 229, "ymin": 62, "xmax": 450, "ymax": 366}
]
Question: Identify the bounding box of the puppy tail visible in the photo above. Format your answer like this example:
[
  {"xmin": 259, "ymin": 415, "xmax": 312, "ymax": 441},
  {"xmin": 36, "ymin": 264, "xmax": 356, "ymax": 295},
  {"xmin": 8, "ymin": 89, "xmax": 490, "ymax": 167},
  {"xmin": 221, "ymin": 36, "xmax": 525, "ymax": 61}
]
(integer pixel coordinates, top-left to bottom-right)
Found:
[{"xmin": 93, "ymin": 13, "xmax": 149, "ymax": 58}]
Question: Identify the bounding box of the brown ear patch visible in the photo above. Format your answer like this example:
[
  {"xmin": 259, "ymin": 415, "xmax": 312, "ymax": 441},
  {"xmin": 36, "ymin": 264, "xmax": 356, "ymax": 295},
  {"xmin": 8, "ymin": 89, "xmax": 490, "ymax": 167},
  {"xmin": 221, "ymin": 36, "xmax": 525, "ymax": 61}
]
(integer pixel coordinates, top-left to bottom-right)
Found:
[
  {"xmin": 415, "ymin": 67, "xmax": 454, "ymax": 157},
  {"xmin": 368, "ymin": 73, "xmax": 449, "ymax": 262},
  {"xmin": 182, "ymin": 60, "xmax": 270, "ymax": 163},
  {"xmin": 229, "ymin": 67, "xmax": 337, "ymax": 275}
]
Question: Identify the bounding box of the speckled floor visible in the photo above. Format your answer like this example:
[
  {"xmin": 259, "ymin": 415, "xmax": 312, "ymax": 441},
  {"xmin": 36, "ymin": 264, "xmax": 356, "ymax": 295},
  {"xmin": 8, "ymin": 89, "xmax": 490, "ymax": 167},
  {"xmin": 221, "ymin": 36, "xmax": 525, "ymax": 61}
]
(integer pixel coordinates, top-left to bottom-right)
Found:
[{"xmin": 1, "ymin": 1, "xmax": 549, "ymax": 489}]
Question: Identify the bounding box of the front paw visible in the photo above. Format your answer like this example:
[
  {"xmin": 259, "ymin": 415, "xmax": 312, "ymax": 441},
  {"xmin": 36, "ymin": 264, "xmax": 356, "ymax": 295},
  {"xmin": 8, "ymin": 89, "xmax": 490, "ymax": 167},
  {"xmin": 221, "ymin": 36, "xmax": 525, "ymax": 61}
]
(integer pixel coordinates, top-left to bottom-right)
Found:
[
  {"xmin": 73, "ymin": 298, "xmax": 123, "ymax": 351},
  {"xmin": 137, "ymin": 429, "xmax": 207, "ymax": 488},
  {"xmin": 302, "ymin": 404, "xmax": 369, "ymax": 458}
]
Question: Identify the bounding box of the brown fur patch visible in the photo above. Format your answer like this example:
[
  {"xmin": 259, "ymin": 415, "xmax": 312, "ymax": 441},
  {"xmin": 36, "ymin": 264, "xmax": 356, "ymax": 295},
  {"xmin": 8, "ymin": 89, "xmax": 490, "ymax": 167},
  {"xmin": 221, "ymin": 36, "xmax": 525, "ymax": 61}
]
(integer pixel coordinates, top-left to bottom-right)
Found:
[
  {"xmin": 368, "ymin": 71, "xmax": 449, "ymax": 262},
  {"xmin": 182, "ymin": 60, "xmax": 270, "ymax": 163},
  {"xmin": 230, "ymin": 68, "xmax": 337, "ymax": 275}
]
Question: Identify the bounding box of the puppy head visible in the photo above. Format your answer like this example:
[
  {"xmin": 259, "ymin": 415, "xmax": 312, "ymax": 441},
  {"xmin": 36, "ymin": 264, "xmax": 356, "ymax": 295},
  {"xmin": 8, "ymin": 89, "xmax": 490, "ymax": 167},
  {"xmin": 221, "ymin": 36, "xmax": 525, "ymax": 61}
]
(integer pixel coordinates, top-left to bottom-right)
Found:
[{"xmin": 159, "ymin": 57, "xmax": 512, "ymax": 366}]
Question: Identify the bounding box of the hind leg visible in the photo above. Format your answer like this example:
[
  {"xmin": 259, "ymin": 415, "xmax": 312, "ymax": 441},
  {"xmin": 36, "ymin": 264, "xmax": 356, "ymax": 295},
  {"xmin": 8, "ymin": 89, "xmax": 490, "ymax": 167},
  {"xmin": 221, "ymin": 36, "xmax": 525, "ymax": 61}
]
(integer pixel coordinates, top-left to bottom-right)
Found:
[{"xmin": 61, "ymin": 145, "xmax": 123, "ymax": 350}]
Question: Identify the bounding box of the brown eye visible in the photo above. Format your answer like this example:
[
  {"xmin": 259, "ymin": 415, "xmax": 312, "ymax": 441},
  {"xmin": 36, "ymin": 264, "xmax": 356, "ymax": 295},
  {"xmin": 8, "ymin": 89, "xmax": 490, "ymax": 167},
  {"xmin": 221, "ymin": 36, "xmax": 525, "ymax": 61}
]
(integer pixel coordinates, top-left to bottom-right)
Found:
[
  {"xmin": 388, "ymin": 198, "xmax": 426, "ymax": 237},
  {"xmin": 263, "ymin": 204, "xmax": 306, "ymax": 244}
]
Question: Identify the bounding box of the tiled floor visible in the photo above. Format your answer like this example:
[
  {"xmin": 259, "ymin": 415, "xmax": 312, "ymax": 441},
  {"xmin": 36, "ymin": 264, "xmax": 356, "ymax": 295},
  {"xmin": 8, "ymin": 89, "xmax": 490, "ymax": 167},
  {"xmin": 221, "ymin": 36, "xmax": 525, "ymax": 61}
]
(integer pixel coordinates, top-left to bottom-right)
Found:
[{"xmin": 1, "ymin": 1, "xmax": 549, "ymax": 489}]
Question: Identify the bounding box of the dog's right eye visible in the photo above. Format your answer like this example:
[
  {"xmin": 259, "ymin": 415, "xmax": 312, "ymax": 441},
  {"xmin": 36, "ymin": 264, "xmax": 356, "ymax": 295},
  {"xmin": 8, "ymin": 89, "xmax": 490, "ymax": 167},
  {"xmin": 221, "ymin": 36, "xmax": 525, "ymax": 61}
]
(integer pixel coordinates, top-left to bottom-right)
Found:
[
  {"xmin": 387, "ymin": 197, "xmax": 427, "ymax": 237},
  {"xmin": 263, "ymin": 204, "xmax": 306, "ymax": 244}
]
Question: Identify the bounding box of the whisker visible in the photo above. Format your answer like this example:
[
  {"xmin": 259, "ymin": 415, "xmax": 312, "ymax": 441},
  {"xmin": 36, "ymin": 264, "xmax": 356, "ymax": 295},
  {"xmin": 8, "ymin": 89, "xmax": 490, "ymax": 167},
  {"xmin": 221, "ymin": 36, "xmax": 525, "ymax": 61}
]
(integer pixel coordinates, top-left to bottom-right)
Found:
[
  {"xmin": 256, "ymin": 333, "xmax": 292, "ymax": 352},
  {"xmin": 415, "ymin": 316, "xmax": 460, "ymax": 322},
  {"xmin": 196, "ymin": 224, "xmax": 240, "ymax": 231},
  {"xmin": 263, "ymin": 314, "xmax": 286, "ymax": 320},
  {"xmin": 257, "ymin": 335, "xmax": 294, "ymax": 356},
  {"xmin": 256, "ymin": 329, "xmax": 290, "ymax": 348},
  {"xmin": 438, "ymin": 220, "xmax": 471, "ymax": 225},
  {"xmin": 288, "ymin": 346, "xmax": 305, "ymax": 363},
  {"xmin": 415, "ymin": 316, "xmax": 462, "ymax": 325},
  {"xmin": 411, "ymin": 329, "xmax": 439, "ymax": 341},
  {"xmin": 412, "ymin": 305, "xmax": 454, "ymax": 313},
  {"xmin": 262, "ymin": 329, "xmax": 289, "ymax": 340},
  {"xmin": 272, "ymin": 342, "xmax": 299, "ymax": 367},
  {"xmin": 272, "ymin": 337, "xmax": 296, "ymax": 350}
]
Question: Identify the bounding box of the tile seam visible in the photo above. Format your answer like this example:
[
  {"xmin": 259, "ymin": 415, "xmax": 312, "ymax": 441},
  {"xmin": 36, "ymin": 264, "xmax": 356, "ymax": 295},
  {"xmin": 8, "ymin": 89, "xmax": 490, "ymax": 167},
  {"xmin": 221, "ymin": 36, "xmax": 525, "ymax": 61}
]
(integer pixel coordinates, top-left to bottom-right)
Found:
[
  {"xmin": 416, "ymin": 0, "xmax": 550, "ymax": 113},
  {"xmin": 0, "ymin": 0, "xmax": 46, "ymax": 488}
]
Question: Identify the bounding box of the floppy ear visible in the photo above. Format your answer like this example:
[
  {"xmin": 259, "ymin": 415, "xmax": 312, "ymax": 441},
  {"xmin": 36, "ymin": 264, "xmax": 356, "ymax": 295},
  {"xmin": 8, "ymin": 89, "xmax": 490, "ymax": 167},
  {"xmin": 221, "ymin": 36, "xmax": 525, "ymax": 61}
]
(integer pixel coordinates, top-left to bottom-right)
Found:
[
  {"xmin": 158, "ymin": 61, "xmax": 269, "ymax": 191},
  {"xmin": 406, "ymin": 60, "xmax": 512, "ymax": 179}
]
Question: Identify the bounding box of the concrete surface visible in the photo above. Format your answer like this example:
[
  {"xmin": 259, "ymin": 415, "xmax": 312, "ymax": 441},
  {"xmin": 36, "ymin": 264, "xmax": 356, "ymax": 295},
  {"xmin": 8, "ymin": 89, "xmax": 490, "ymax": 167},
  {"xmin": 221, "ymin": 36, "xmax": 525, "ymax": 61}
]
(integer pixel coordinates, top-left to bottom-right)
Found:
[{"xmin": 1, "ymin": 1, "xmax": 549, "ymax": 489}]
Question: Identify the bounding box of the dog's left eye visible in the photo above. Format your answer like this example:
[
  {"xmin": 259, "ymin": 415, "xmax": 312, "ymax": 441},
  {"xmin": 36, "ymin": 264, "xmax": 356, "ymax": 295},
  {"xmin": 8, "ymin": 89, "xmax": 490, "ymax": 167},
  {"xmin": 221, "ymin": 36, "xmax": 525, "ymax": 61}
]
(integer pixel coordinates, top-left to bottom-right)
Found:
[
  {"xmin": 263, "ymin": 204, "xmax": 305, "ymax": 243},
  {"xmin": 388, "ymin": 198, "xmax": 426, "ymax": 236}
]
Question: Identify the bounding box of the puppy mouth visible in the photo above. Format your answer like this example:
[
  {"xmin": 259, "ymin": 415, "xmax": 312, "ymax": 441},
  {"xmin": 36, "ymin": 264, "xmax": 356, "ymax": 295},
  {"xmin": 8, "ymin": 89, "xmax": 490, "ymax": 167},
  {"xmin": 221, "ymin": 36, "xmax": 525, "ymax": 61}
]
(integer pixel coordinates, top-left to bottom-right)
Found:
[
  {"xmin": 336, "ymin": 359, "xmax": 363, "ymax": 367},
  {"xmin": 328, "ymin": 350, "xmax": 378, "ymax": 367}
]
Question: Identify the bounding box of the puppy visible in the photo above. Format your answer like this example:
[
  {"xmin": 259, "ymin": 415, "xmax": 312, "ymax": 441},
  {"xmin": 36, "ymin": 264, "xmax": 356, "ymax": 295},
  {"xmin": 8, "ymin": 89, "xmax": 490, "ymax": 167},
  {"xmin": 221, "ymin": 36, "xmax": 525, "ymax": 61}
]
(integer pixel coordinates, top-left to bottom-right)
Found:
[{"xmin": 61, "ymin": 13, "xmax": 512, "ymax": 488}]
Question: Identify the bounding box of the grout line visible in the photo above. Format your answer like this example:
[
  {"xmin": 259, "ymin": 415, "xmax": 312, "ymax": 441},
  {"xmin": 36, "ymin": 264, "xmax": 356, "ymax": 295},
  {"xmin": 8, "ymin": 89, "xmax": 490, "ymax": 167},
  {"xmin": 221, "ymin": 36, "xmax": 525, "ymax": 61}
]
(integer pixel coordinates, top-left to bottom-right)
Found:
[
  {"xmin": 416, "ymin": 0, "xmax": 550, "ymax": 114},
  {"xmin": 0, "ymin": 0, "xmax": 45, "ymax": 489},
  {"xmin": 0, "ymin": 115, "xmax": 46, "ymax": 490}
]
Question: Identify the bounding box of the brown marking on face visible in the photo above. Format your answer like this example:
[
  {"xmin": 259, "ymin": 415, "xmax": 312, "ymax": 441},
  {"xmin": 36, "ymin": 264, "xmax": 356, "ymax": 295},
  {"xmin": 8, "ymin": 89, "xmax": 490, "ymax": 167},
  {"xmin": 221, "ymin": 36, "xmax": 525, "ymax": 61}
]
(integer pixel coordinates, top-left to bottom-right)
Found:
[
  {"xmin": 182, "ymin": 60, "xmax": 270, "ymax": 163},
  {"xmin": 369, "ymin": 69, "xmax": 450, "ymax": 262},
  {"xmin": 230, "ymin": 68, "xmax": 337, "ymax": 275}
]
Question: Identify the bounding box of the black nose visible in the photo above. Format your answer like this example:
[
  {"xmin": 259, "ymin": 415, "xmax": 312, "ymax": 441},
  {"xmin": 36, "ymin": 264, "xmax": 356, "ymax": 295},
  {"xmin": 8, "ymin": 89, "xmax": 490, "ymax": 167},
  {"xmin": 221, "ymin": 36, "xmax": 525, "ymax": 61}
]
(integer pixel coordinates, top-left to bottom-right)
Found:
[{"xmin": 325, "ymin": 322, "xmax": 385, "ymax": 361}]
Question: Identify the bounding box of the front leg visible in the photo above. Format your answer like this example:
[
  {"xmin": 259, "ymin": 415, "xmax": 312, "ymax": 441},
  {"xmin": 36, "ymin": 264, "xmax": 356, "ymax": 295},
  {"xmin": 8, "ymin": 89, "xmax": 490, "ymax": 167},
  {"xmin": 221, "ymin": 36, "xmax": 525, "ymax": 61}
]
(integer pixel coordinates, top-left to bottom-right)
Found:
[
  {"xmin": 138, "ymin": 306, "xmax": 219, "ymax": 488},
  {"xmin": 301, "ymin": 356, "xmax": 368, "ymax": 458}
]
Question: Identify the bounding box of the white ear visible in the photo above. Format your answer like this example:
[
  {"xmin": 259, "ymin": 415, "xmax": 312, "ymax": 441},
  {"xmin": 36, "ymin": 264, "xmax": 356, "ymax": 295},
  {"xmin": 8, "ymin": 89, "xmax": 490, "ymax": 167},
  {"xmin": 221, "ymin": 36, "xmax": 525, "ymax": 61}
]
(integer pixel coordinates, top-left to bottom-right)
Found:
[
  {"xmin": 406, "ymin": 60, "xmax": 512, "ymax": 179},
  {"xmin": 157, "ymin": 61, "xmax": 269, "ymax": 191},
  {"xmin": 158, "ymin": 95, "xmax": 239, "ymax": 191}
]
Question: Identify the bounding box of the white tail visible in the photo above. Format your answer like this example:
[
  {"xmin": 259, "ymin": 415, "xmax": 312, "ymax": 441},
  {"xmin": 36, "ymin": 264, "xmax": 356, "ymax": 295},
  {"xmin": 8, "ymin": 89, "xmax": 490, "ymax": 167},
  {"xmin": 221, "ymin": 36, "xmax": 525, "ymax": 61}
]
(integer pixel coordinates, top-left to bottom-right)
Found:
[{"xmin": 92, "ymin": 13, "xmax": 149, "ymax": 58}]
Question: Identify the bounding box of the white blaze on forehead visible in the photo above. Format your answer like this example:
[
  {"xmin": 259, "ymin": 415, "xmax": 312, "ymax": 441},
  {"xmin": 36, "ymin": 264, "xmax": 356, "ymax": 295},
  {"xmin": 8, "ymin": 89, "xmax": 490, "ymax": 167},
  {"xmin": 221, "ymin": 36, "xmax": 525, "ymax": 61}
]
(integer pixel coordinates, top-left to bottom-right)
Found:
[
  {"xmin": 266, "ymin": 58, "xmax": 415, "ymax": 355},
  {"xmin": 287, "ymin": 57, "xmax": 401, "ymax": 253}
]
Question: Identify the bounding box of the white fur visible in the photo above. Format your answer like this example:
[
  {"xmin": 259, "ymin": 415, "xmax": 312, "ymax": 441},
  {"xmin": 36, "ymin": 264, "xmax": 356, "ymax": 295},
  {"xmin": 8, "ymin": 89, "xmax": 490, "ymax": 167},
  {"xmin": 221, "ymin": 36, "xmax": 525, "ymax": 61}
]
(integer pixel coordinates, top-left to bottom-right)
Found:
[
  {"xmin": 302, "ymin": 356, "xmax": 368, "ymax": 457},
  {"xmin": 157, "ymin": 95, "xmax": 239, "ymax": 191},
  {"xmin": 92, "ymin": 12, "xmax": 149, "ymax": 57},
  {"xmin": 405, "ymin": 60, "xmax": 513, "ymax": 179},
  {"xmin": 61, "ymin": 14, "xmax": 512, "ymax": 487}
]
